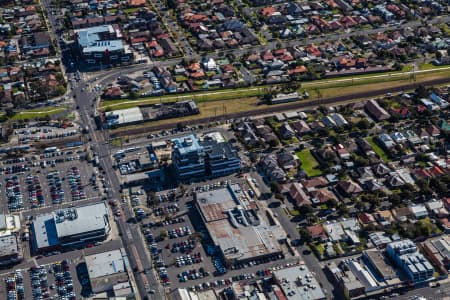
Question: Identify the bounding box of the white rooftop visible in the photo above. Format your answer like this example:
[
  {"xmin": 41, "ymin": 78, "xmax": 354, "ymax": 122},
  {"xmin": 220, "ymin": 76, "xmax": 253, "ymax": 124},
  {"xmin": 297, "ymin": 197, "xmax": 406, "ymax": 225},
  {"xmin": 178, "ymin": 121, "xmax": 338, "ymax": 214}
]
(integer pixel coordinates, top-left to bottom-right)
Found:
[
  {"xmin": 273, "ymin": 265, "xmax": 326, "ymax": 300},
  {"xmin": 105, "ymin": 107, "xmax": 144, "ymax": 125},
  {"xmin": 85, "ymin": 249, "xmax": 126, "ymax": 279}
]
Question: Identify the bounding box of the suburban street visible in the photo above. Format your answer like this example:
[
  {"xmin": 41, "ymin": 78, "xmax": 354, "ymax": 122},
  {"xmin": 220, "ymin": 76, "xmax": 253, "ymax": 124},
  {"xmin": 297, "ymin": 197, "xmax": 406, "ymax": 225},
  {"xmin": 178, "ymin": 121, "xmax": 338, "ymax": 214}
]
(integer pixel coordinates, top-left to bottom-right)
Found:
[{"xmin": 72, "ymin": 81, "xmax": 165, "ymax": 299}]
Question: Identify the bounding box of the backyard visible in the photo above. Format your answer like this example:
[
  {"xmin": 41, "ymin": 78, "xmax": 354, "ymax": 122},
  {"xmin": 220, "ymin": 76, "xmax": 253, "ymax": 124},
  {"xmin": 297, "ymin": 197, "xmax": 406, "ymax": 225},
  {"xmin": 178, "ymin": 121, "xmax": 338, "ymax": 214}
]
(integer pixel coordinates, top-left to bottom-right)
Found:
[
  {"xmin": 366, "ymin": 136, "xmax": 389, "ymax": 162},
  {"xmin": 296, "ymin": 149, "xmax": 322, "ymax": 177}
]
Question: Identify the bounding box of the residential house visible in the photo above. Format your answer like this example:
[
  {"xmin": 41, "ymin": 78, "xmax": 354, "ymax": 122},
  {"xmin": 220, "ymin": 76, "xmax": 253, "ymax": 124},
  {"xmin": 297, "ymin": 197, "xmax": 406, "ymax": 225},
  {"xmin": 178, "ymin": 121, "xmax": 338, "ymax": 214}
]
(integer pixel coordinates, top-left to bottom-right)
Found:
[
  {"xmin": 236, "ymin": 121, "xmax": 259, "ymax": 146},
  {"xmin": 364, "ymin": 179, "xmax": 382, "ymax": 192},
  {"xmin": 255, "ymin": 124, "xmax": 279, "ymax": 145},
  {"xmin": 335, "ymin": 180, "xmax": 364, "ymax": 197},
  {"xmin": 365, "ymin": 99, "xmax": 391, "ymax": 121},
  {"xmin": 392, "ymin": 207, "xmax": 412, "ymax": 222},
  {"xmin": 279, "ymin": 123, "xmax": 295, "ymax": 140},
  {"xmin": 310, "ymin": 188, "xmax": 337, "ymax": 204},
  {"xmin": 386, "ymin": 174, "xmax": 405, "ymax": 187},
  {"xmin": 288, "ymin": 182, "xmax": 311, "ymax": 207},
  {"xmin": 330, "ymin": 113, "xmax": 348, "ymax": 127},
  {"xmin": 372, "ymin": 163, "xmax": 391, "ymax": 177},
  {"xmin": 260, "ymin": 154, "xmax": 286, "ymax": 183},
  {"xmin": 357, "ymin": 167, "xmax": 375, "ymax": 181},
  {"xmin": 335, "ymin": 144, "xmax": 350, "ymax": 160},
  {"xmin": 307, "ymin": 224, "xmax": 328, "ymax": 242},
  {"xmin": 367, "ymin": 232, "xmax": 392, "ymax": 248},
  {"xmin": 409, "ymin": 204, "xmax": 428, "ymax": 219},
  {"xmin": 375, "ymin": 210, "xmax": 394, "ymax": 226},
  {"xmin": 426, "ymin": 124, "xmax": 440, "ymax": 138},
  {"xmin": 356, "ymin": 138, "xmax": 375, "ymax": 157},
  {"xmin": 358, "ymin": 212, "xmax": 376, "ymax": 225},
  {"xmin": 291, "ymin": 120, "xmax": 311, "ymax": 134},
  {"xmin": 378, "ymin": 133, "xmax": 395, "ymax": 149},
  {"xmin": 277, "ymin": 150, "xmax": 297, "ymax": 170},
  {"xmin": 301, "ymin": 177, "xmax": 328, "ymax": 192},
  {"xmin": 425, "ymin": 200, "xmax": 448, "ymax": 218}
]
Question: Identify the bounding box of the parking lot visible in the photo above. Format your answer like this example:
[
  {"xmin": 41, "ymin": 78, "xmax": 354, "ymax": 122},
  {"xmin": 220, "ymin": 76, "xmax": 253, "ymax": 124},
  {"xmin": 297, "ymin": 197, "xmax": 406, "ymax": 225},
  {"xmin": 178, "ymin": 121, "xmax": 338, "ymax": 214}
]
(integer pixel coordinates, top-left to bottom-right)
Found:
[
  {"xmin": 131, "ymin": 176, "xmax": 293, "ymax": 290},
  {"xmin": 1, "ymin": 259, "xmax": 82, "ymax": 300},
  {"xmin": 13, "ymin": 124, "xmax": 81, "ymax": 145},
  {"xmin": 0, "ymin": 147, "xmax": 102, "ymax": 213}
]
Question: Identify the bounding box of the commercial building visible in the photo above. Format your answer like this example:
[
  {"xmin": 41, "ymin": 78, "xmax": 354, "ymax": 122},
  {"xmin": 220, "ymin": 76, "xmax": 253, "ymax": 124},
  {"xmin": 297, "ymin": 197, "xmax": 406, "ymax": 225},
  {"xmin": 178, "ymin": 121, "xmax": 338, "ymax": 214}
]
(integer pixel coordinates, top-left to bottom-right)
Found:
[
  {"xmin": 75, "ymin": 25, "xmax": 133, "ymax": 65},
  {"xmin": 171, "ymin": 133, "xmax": 241, "ymax": 181},
  {"xmin": 104, "ymin": 107, "xmax": 144, "ymax": 128},
  {"xmin": 270, "ymin": 92, "xmax": 300, "ymax": 104},
  {"xmin": 0, "ymin": 213, "xmax": 21, "ymax": 236},
  {"xmin": 194, "ymin": 184, "xmax": 286, "ymax": 265},
  {"xmin": 362, "ymin": 250, "xmax": 398, "ymax": 283},
  {"xmin": 31, "ymin": 202, "xmax": 110, "ymax": 253},
  {"xmin": 273, "ymin": 265, "xmax": 326, "ymax": 300},
  {"xmin": 421, "ymin": 235, "xmax": 450, "ymax": 274},
  {"xmin": 327, "ymin": 261, "xmax": 365, "ymax": 299},
  {"xmin": 172, "ymin": 134, "xmax": 206, "ymax": 180},
  {"xmin": 122, "ymin": 169, "xmax": 165, "ymax": 188},
  {"xmin": 0, "ymin": 234, "xmax": 22, "ymax": 266},
  {"xmin": 346, "ymin": 260, "xmax": 384, "ymax": 292},
  {"xmin": 202, "ymin": 135, "xmax": 241, "ymax": 178},
  {"xmin": 170, "ymin": 288, "xmax": 219, "ymax": 300},
  {"xmin": 386, "ymin": 239, "xmax": 434, "ymax": 283},
  {"xmin": 85, "ymin": 249, "xmax": 131, "ymax": 294}
]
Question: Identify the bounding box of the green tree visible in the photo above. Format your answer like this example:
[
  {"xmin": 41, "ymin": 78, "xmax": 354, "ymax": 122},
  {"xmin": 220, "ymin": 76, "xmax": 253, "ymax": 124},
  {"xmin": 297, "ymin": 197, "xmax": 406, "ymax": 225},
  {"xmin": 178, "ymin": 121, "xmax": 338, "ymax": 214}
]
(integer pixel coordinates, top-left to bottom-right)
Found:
[
  {"xmin": 337, "ymin": 202, "xmax": 349, "ymax": 216},
  {"xmin": 147, "ymin": 191, "xmax": 157, "ymax": 208},
  {"xmin": 299, "ymin": 204, "xmax": 313, "ymax": 215},
  {"xmin": 5, "ymin": 108, "xmax": 15, "ymax": 118},
  {"xmin": 356, "ymin": 119, "xmax": 372, "ymax": 130},
  {"xmin": 270, "ymin": 182, "xmax": 282, "ymax": 193},
  {"xmin": 159, "ymin": 229, "xmax": 168, "ymax": 239},
  {"xmin": 326, "ymin": 198, "xmax": 337, "ymax": 209},
  {"xmin": 299, "ymin": 227, "xmax": 312, "ymax": 243},
  {"xmin": 268, "ymin": 138, "xmax": 279, "ymax": 148},
  {"xmin": 415, "ymin": 84, "xmax": 427, "ymax": 98}
]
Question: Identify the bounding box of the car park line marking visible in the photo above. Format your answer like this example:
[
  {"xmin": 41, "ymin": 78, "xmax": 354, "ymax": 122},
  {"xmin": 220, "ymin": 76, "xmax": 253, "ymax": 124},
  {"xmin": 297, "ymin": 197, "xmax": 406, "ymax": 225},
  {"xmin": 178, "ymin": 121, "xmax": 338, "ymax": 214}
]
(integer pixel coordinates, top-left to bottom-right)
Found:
[{"xmin": 18, "ymin": 195, "xmax": 103, "ymax": 214}]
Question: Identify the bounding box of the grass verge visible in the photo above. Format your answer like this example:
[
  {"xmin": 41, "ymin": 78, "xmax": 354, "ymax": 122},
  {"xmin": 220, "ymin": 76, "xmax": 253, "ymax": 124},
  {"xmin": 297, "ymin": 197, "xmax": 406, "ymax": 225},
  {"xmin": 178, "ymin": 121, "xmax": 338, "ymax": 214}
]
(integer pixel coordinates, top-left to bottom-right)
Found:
[
  {"xmin": 100, "ymin": 67, "xmax": 450, "ymax": 112},
  {"xmin": 11, "ymin": 107, "xmax": 66, "ymax": 121}
]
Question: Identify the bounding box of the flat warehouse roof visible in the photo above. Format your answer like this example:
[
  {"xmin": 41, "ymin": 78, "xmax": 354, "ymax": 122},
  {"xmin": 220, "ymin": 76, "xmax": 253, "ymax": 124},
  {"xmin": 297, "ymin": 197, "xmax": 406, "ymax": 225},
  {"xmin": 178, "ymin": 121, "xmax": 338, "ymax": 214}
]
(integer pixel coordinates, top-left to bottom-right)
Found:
[
  {"xmin": 195, "ymin": 186, "xmax": 284, "ymax": 262},
  {"xmin": 0, "ymin": 235, "xmax": 18, "ymax": 257},
  {"xmin": 207, "ymin": 219, "xmax": 282, "ymax": 261},
  {"xmin": 105, "ymin": 107, "xmax": 144, "ymax": 125},
  {"xmin": 85, "ymin": 249, "xmax": 126, "ymax": 279}
]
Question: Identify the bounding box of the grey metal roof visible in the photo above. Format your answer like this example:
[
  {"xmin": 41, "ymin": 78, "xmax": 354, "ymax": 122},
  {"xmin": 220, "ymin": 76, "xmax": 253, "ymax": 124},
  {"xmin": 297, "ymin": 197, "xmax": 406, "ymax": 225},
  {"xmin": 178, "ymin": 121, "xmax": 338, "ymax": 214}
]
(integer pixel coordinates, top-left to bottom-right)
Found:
[
  {"xmin": 55, "ymin": 202, "xmax": 108, "ymax": 238},
  {"xmin": 32, "ymin": 202, "xmax": 109, "ymax": 249}
]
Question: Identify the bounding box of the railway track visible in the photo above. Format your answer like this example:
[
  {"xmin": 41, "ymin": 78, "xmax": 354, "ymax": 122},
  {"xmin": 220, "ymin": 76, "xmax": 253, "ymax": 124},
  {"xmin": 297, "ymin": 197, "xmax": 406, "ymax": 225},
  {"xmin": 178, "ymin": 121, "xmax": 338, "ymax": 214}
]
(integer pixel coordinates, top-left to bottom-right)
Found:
[{"xmin": 110, "ymin": 77, "xmax": 450, "ymax": 138}]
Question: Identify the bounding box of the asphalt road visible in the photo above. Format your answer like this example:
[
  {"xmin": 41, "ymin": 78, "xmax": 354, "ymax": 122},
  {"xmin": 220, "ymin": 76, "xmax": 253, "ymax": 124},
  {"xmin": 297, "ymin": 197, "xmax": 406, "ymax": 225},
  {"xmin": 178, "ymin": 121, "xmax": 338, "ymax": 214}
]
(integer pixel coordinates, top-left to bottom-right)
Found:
[
  {"xmin": 248, "ymin": 170, "xmax": 340, "ymax": 300},
  {"xmin": 72, "ymin": 82, "xmax": 164, "ymax": 299},
  {"xmin": 39, "ymin": 1, "xmax": 165, "ymax": 297}
]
